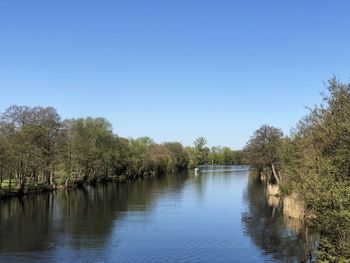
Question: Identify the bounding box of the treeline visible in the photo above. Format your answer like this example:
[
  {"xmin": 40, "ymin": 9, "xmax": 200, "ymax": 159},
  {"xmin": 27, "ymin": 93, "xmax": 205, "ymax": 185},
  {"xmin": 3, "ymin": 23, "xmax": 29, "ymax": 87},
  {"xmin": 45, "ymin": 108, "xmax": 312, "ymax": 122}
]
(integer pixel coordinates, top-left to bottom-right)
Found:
[
  {"xmin": 187, "ymin": 137, "xmax": 242, "ymax": 166},
  {"xmin": 0, "ymin": 106, "xmax": 241, "ymax": 194},
  {"xmin": 243, "ymin": 78, "xmax": 350, "ymax": 261}
]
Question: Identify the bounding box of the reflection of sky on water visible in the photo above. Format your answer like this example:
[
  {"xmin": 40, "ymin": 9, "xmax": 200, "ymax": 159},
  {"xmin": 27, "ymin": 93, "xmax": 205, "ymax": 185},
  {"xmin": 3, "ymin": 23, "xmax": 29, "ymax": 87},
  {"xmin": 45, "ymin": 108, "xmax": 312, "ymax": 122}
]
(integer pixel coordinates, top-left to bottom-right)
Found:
[{"xmin": 0, "ymin": 166, "xmax": 307, "ymax": 262}]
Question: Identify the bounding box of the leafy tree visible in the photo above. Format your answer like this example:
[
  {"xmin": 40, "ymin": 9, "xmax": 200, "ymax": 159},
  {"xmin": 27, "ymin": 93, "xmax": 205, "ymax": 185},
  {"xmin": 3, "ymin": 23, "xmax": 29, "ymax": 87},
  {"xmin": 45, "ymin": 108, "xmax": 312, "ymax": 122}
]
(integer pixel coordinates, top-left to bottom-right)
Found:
[
  {"xmin": 208, "ymin": 146, "xmax": 242, "ymax": 165},
  {"xmin": 111, "ymin": 137, "xmax": 131, "ymax": 176},
  {"xmin": 149, "ymin": 144, "xmax": 172, "ymax": 175},
  {"xmin": 66, "ymin": 117, "xmax": 115, "ymax": 182},
  {"xmin": 283, "ymin": 78, "xmax": 350, "ymax": 261},
  {"xmin": 209, "ymin": 146, "xmax": 224, "ymax": 164},
  {"xmin": 0, "ymin": 106, "xmax": 63, "ymax": 188},
  {"xmin": 243, "ymin": 125, "xmax": 284, "ymax": 184},
  {"xmin": 163, "ymin": 142, "xmax": 189, "ymax": 171},
  {"xmin": 194, "ymin": 137, "xmax": 207, "ymax": 150},
  {"xmin": 128, "ymin": 137, "xmax": 152, "ymax": 176},
  {"xmin": 193, "ymin": 137, "xmax": 209, "ymax": 165},
  {"xmin": 248, "ymin": 78, "xmax": 350, "ymax": 261}
]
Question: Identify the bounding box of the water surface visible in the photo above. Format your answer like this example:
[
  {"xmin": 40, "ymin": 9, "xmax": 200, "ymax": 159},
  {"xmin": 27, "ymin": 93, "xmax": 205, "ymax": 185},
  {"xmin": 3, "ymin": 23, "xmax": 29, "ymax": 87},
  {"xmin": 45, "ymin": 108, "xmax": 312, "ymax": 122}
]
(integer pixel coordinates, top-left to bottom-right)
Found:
[{"xmin": 0, "ymin": 166, "xmax": 307, "ymax": 262}]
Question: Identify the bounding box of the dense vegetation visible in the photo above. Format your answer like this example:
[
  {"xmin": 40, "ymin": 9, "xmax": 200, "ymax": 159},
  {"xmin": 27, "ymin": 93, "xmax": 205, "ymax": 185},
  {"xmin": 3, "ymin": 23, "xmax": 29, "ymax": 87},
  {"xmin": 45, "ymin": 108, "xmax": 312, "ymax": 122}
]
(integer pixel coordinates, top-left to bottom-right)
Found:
[
  {"xmin": 0, "ymin": 106, "xmax": 241, "ymax": 195},
  {"xmin": 6, "ymin": 79, "xmax": 350, "ymax": 261},
  {"xmin": 243, "ymin": 78, "xmax": 350, "ymax": 262}
]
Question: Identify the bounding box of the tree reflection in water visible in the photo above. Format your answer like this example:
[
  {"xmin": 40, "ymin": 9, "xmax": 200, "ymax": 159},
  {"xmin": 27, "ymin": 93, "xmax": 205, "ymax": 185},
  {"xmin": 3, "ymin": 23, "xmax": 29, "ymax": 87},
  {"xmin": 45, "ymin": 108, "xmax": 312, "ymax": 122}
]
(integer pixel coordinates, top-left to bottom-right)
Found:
[
  {"xmin": 0, "ymin": 172, "xmax": 189, "ymax": 255},
  {"xmin": 241, "ymin": 171, "xmax": 312, "ymax": 262},
  {"xmin": 0, "ymin": 168, "xmax": 317, "ymax": 262}
]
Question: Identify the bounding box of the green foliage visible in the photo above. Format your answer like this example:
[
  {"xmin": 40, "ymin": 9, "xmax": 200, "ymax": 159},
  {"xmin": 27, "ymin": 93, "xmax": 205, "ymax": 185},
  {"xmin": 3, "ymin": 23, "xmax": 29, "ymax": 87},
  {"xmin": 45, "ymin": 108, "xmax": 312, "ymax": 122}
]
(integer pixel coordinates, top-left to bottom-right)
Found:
[
  {"xmin": 286, "ymin": 79, "xmax": 350, "ymax": 261},
  {"xmin": 243, "ymin": 125, "xmax": 284, "ymax": 185},
  {"xmin": 246, "ymin": 78, "xmax": 350, "ymax": 261},
  {"xmin": 163, "ymin": 142, "xmax": 189, "ymax": 170},
  {"xmin": 0, "ymin": 106, "xmax": 197, "ymax": 191},
  {"xmin": 0, "ymin": 106, "xmax": 242, "ymax": 192},
  {"xmin": 192, "ymin": 137, "xmax": 209, "ymax": 166},
  {"xmin": 208, "ymin": 146, "xmax": 242, "ymax": 165},
  {"xmin": 0, "ymin": 106, "xmax": 64, "ymax": 187},
  {"xmin": 66, "ymin": 117, "xmax": 116, "ymax": 181},
  {"xmin": 243, "ymin": 125, "xmax": 284, "ymax": 169},
  {"xmin": 194, "ymin": 137, "xmax": 207, "ymax": 150}
]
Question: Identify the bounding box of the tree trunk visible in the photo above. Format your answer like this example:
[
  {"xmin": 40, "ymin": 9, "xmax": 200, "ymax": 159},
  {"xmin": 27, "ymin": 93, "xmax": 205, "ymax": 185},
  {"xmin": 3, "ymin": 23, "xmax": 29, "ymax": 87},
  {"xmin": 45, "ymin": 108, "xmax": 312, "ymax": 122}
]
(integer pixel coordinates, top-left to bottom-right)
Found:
[
  {"xmin": 49, "ymin": 173, "xmax": 53, "ymax": 186},
  {"xmin": 0, "ymin": 167, "xmax": 3, "ymax": 189},
  {"xmin": 271, "ymin": 163, "xmax": 281, "ymax": 185}
]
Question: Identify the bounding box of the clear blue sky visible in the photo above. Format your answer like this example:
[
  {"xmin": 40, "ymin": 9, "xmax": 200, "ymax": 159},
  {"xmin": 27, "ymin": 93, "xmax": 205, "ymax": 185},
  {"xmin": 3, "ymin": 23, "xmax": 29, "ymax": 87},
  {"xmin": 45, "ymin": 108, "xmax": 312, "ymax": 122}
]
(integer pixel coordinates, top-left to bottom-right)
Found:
[{"xmin": 1, "ymin": 1, "xmax": 350, "ymax": 149}]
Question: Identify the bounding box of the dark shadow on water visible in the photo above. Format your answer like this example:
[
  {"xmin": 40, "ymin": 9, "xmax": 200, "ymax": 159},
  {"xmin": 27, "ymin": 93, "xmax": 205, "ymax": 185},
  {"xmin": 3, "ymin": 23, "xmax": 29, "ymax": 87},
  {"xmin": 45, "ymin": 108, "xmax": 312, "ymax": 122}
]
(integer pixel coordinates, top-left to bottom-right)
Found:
[
  {"xmin": 0, "ymin": 172, "xmax": 190, "ymax": 254},
  {"xmin": 241, "ymin": 171, "xmax": 312, "ymax": 262}
]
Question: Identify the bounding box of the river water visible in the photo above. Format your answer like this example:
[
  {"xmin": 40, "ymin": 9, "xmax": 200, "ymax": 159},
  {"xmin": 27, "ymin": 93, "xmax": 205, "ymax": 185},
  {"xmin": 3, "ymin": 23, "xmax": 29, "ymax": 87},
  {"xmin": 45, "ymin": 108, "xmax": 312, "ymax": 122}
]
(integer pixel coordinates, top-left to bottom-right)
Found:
[{"xmin": 0, "ymin": 165, "xmax": 308, "ymax": 262}]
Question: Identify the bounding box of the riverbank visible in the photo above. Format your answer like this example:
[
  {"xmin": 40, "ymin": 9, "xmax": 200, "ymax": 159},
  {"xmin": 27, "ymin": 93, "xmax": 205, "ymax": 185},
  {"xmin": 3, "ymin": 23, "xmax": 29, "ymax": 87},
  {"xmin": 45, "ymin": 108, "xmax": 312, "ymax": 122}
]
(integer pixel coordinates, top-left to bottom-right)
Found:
[
  {"xmin": 242, "ymin": 80, "xmax": 350, "ymax": 261},
  {"xmin": 262, "ymin": 177, "xmax": 318, "ymax": 262},
  {"xmin": 0, "ymin": 173, "xmax": 160, "ymax": 200}
]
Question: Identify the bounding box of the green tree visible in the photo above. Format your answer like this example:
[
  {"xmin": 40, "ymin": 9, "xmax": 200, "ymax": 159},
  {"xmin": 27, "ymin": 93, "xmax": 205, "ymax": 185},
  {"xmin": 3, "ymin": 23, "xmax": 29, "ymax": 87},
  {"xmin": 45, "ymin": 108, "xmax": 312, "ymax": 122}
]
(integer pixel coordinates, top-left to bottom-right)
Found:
[
  {"xmin": 243, "ymin": 125, "xmax": 284, "ymax": 184},
  {"xmin": 193, "ymin": 137, "xmax": 209, "ymax": 165},
  {"xmin": 163, "ymin": 142, "xmax": 189, "ymax": 171},
  {"xmin": 0, "ymin": 106, "xmax": 63, "ymax": 189},
  {"xmin": 283, "ymin": 78, "xmax": 350, "ymax": 261},
  {"xmin": 66, "ymin": 117, "xmax": 115, "ymax": 183}
]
